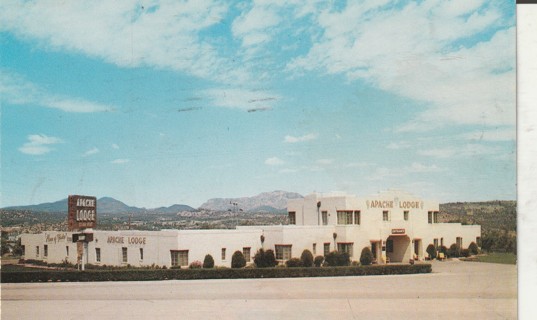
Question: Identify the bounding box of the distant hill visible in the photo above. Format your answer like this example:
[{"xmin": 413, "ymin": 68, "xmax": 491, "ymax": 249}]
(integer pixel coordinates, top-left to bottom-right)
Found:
[
  {"xmin": 439, "ymin": 200, "xmax": 516, "ymax": 232},
  {"xmin": 200, "ymin": 190, "xmax": 303, "ymax": 212},
  {"xmin": 2, "ymin": 197, "xmax": 194, "ymax": 214}
]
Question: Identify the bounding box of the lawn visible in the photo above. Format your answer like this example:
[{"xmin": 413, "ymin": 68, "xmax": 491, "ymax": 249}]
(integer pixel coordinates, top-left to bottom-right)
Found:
[{"xmin": 475, "ymin": 252, "xmax": 517, "ymax": 265}]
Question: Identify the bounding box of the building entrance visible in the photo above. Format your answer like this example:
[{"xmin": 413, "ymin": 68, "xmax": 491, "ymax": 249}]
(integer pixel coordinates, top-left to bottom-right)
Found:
[{"xmin": 386, "ymin": 235, "xmax": 411, "ymax": 263}]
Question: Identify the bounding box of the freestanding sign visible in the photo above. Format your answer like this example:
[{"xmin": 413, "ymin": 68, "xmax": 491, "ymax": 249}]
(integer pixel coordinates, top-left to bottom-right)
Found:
[{"xmin": 68, "ymin": 195, "xmax": 97, "ymax": 231}]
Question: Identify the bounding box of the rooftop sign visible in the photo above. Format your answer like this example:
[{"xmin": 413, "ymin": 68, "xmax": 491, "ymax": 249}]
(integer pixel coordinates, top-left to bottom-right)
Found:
[{"xmin": 68, "ymin": 195, "xmax": 97, "ymax": 231}]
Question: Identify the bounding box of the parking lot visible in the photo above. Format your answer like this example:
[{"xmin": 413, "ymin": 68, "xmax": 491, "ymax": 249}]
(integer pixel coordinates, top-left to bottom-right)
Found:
[{"xmin": 1, "ymin": 260, "xmax": 516, "ymax": 319}]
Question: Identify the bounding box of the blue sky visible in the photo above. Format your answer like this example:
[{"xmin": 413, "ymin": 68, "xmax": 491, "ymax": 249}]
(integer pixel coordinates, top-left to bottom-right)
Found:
[{"xmin": 0, "ymin": 0, "xmax": 515, "ymax": 208}]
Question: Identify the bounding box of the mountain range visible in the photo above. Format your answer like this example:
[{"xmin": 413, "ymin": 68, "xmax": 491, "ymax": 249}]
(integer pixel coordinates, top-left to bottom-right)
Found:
[{"xmin": 2, "ymin": 191, "xmax": 302, "ymax": 214}]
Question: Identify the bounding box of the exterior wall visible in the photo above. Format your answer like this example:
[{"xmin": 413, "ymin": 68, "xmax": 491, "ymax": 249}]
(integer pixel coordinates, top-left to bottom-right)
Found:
[{"xmin": 20, "ymin": 190, "xmax": 481, "ymax": 267}]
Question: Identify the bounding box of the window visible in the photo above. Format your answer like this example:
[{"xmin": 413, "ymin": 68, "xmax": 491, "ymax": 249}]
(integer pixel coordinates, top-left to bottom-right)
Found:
[
  {"xmin": 428, "ymin": 211, "xmax": 433, "ymax": 224},
  {"xmin": 337, "ymin": 211, "xmax": 353, "ymax": 225},
  {"xmin": 383, "ymin": 211, "xmax": 390, "ymax": 221},
  {"xmin": 404, "ymin": 211, "xmax": 409, "ymax": 221},
  {"xmin": 337, "ymin": 243, "xmax": 354, "ymax": 257},
  {"xmin": 96, "ymin": 248, "xmax": 101, "ymax": 262},
  {"xmin": 44, "ymin": 245, "xmax": 48, "ymax": 257},
  {"xmin": 243, "ymin": 247, "xmax": 251, "ymax": 262},
  {"xmin": 288, "ymin": 211, "xmax": 296, "ymax": 225},
  {"xmin": 171, "ymin": 250, "xmax": 189, "ymax": 267},
  {"xmin": 275, "ymin": 245, "xmax": 292, "ymax": 260},
  {"xmin": 36, "ymin": 246, "xmax": 39, "ymax": 257},
  {"xmin": 322, "ymin": 211, "xmax": 328, "ymax": 225},
  {"xmin": 122, "ymin": 247, "xmax": 128, "ymax": 263},
  {"xmin": 66, "ymin": 246, "xmax": 69, "ymax": 256},
  {"xmin": 323, "ymin": 243, "xmax": 330, "ymax": 256},
  {"xmin": 386, "ymin": 240, "xmax": 394, "ymax": 253},
  {"xmin": 221, "ymin": 248, "xmax": 226, "ymax": 260},
  {"xmin": 312, "ymin": 243, "xmax": 317, "ymax": 255},
  {"xmin": 353, "ymin": 211, "xmax": 361, "ymax": 225},
  {"xmin": 456, "ymin": 237, "xmax": 463, "ymax": 248},
  {"xmin": 140, "ymin": 248, "xmax": 144, "ymax": 261},
  {"xmin": 434, "ymin": 238, "xmax": 439, "ymax": 249},
  {"xmin": 433, "ymin": 211, "xmax": 439, "ymax": 223}
]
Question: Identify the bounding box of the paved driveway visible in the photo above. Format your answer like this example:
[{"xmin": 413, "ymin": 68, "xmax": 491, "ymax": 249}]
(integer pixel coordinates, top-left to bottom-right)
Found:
[{"xmin": 1, "ymin": 260, "xmax": 516, "ymax": 319}]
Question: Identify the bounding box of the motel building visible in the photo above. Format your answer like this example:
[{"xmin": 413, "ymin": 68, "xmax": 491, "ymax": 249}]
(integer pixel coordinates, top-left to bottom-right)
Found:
[{"xmin": 20, "ymin": 190, "xmax": 481, "ymax": 268}]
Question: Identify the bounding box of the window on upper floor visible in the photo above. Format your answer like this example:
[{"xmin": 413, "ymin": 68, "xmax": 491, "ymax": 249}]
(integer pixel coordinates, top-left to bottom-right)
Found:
[
  {"xmin": 428, "ymin": 211, "xmax": 433, "ymax": 224},
  {"xmin": 322, "ymin": 211, "xmax": 328, "ymax": 225},
  {"xmin": 383, "ymin": 211, "xmax": 390, "ymax": 221},
  {"xmin": 337, "ymin": 211, "xmax": 353, "ymax": 225},
  {"xmin": 288, "ymin": 211, "xmax": 296, "ymax": 225},
  {"xmin": 404, "ymin": 211, "xmax": 409, "ymax": 221},
  {"xmin": 353, "ymin": 211, "xmax": 361, "ymax": 225}
]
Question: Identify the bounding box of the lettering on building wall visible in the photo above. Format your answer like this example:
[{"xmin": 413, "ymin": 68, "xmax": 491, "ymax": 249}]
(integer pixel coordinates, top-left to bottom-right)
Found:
[
  {"xmin": 107, "ymin": 236, "xmax": 147, "ymax": 245},
  {"xmin": 367, "ymin": 199, "xmax": 425, "ymax": 210},
  {"xmin": 46, "ymin": 233, "xmax": 68, "ymax": 244},
  {"xmin": 392, "ymin": 228, "xmax": 406, "ymax": 235}
]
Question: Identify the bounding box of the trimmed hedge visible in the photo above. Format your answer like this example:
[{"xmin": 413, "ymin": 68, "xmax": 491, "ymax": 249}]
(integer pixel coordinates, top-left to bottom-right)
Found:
[{"xmin": 1, "ymin": 264, "xmax": 432, "ymax": 283}]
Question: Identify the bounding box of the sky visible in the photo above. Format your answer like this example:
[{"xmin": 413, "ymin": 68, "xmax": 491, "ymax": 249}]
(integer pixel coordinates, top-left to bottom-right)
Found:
[{"xmin": 0, "ymin": 0, "xmax": 516, "ymax": 208}]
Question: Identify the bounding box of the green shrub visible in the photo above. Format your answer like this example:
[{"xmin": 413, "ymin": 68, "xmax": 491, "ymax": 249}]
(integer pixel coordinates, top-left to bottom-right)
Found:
[
  {"xmin": 324, "ymin": 251, "xmax": 350, "ymax": 267},
  {"xmin": 203, "ymin": 254, "xmax": 215, "ymax": 269},
  {"xmin": 286, "ymin": 258, "xmax": 302, "ymax": 268},
  {"xmin": 189, "ymin": 260, "xmax": 202, "ymax": 269},
  {"xmin": 1, "ymin": 264, "xmax": 432, "ymax": 283},
  {"xmin": 448, "ymin": 243, "xmax": 460, "ymax": 258},
  {"xmin": 460, "ymin": 248, "xmax": 470, "ymax": 258},
  {"xmin": 314, "ymin": 255, "xmax": 324, "ymax": 267},
  {"xmin": 468, "ymin": 242, "xmax": 479, "ymax": 255},
  {"xmin": 253, "ymin": 249, "xmax": 277, "ymax": 268},
  {"xmin": 359, "ymin": 247, "xmax": 374, "ymax": 266},
  {"xmin": 438, "ymin": 245, "xmax": 448, "ymax": 255},
  {"xmin": 300, "ymin": 250, "xmax": 314, "ymax": 267},
  {"xmin": 426, "ymin": 244, "xmax": 436, "ymax": 259},
  {"xmin": 231, "ymin": 251, "xmax": 246, "ymax": 268}
]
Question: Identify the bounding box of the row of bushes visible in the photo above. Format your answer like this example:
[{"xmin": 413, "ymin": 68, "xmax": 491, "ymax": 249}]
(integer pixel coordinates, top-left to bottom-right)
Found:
[
  {"xmin": 1, "ymin": 263, "xmax": 432, "ymax": 283},
  {"xmin": 426, "ymin": 241, "xmax": 480, "ymax": 259}
]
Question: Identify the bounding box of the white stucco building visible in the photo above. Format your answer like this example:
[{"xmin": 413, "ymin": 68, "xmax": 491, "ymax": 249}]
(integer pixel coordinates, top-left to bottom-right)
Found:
[{"xmin": 20, "ymin": 190, "xmax": 481, "ymax": 267}]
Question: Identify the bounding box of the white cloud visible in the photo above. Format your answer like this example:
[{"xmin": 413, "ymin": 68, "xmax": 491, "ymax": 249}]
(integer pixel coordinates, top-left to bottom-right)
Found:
[
  {"xmin": 111, "ymin": 144, "xmax": 120, "ymax": 149},
  {"xmin": 367, "ymin": 162, "xmax": 442, "ymax": 181},
  {"xmin": 19, "ymin": 134, "xmax": 63, "ymax": 155},
  {"xmin": 284, "ymin": 133, "xmax": 318, "ymax": 143},
  {"xmin": 418, "ymin": 144, "xmax": 501, "ymax": 158},
  {"xmin": 232, "ymin": 5, "xmax": 281, "ymax": 47},
  {"xmin": 386, "ymin": 141, "xmax": 412, "ymax": 150},
  {"xmin": 460, "ymin": 128, "xmax": 515, "ymax": 141},
  {"xmin": 345, "ymin": 162, "xmax": 369, "ymax": 168},
  {"xmin": 265, "ymin": 157, "xmax": 284, "ymax": 166},
  {"xmin": 83, "ymin": 147, "xmax": 99, "ymax": 157},
  {"xmin": 287, "ymin": 0, "xmax": 515, "ymax": 131},
  {"xmin": 111, "ymin": 159, "xmax": 129, "ymax": 164},
  {"xmin": 316, "ymin": 158, "xmax": 334, "ymax": 165},
  {"xmin": 0, "ymin": 71, "xmax": 114, "ymax": 113},
  {"xmin": 0, "ymin": 1, "xmax": 248, "ymax": 84}
]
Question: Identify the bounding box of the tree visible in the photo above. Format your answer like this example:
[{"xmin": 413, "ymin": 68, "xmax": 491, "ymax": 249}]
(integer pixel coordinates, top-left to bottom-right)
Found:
[
  {"xmin": 359, "ymin": 247, "xmax": 374, "ymax": 266},
  {"xmin": 254, "ymin": 249, "xmax": 277, "ymax": 268},
  {"xmin": 300, "ymin": 249, "xmax": 314, "ymax": 267},
  {"xmin": 203, "ymin": 254, "xmax": 215, "ymax": 268},
  {"xmin": 314, "ymin": 255, "xmax": 324, "ymax": 267},
  {"xmin": 231, "ymin": 250, "xmax": 246, "ymax": 268},
  {"xmin": 448, "ymin": 243, "xmax": 461, "ymax": 258},
  {"xmin": 468, "ymin": 242, "xmax": 479, "ymax": 256},
  {"xmin": 324, "ymin": 251, "xmax": 350, "ymax": 267},
  {"xmin": 426, "ymin": 244, "xmax": 437, "ymax": 260}
]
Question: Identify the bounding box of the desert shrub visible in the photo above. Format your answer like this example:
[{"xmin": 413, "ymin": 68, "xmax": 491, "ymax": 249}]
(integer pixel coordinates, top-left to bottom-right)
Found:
[
  {"xmin": 359, "ymin": 247, "xmax": 374, "ymax": 266},
  {"xmin": 203, "ymin": 254, "xmax": 215, "ymax": 269},
  {"xmin": 438, "ymin": 245, "xmax": 448, "ymax": 255},
  {"xmin": 253, "ymin": 249, "xmax": 277, "ymax": 268},
  {"xmin": 314, "ymin": 255, "xmax": 324, "ymax": 267},
  {"xmin": 460, "ymin": 249, "xmax": 470, "ymax": 258},
  {"xmin": 426, "ymin": 244, "xmax": 436, "ymax": 259},
  {"xmin": 231, "ymin": 251, "xmax": 246, "ymax": 268},
  {"xmin": 189, "ymin": 260, "xmax": 202, "ymax": 269},
  {"xmin": 324, "ymin": 251, "xmax": 350, "ymax": 267},
  {"xmin": 468, "ymin": 242, "xmax": 479, "ymax": 255},
  {"xmin": 285, "ymin": 258, "xmax": 302, "ymax": 268},
  {"xmin": 300, "ymin": 250, "xmax": 314, "ymax": 267},
  {"xmin": 448, "ymin": 243, "xmax": 461, "ymax": 258}
]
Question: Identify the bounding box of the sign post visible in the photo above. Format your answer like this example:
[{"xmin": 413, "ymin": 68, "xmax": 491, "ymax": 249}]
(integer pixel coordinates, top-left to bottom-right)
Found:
[{"xmin": 68, "ymin": 195, "xmax": 97, "ymax": 271}]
